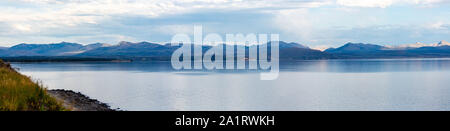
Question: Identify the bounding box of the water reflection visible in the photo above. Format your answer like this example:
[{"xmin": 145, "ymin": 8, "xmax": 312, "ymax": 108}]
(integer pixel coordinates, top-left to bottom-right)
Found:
[
  {"xmin": 281, "ymin": 58, "xmax": 450, "ymax": 72},
  {"xmin": 10, "ymin": 58, "xmax": 450, "ymax": 111}
]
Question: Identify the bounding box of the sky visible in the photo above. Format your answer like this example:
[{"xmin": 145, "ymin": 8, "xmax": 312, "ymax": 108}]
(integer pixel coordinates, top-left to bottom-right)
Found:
[{"xmin": 0, "ymin": 0, "xmax": 449, "ymax": 49}]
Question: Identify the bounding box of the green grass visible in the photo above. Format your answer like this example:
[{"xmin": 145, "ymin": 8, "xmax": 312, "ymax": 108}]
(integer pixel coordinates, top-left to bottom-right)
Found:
[{"xmin": 0, "ymin": 59, "xmax": 65, "ymax": 111}]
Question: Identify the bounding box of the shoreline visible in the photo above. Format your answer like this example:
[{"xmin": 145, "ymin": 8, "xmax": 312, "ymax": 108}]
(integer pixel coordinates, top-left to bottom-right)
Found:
[
  {"xmin": 1, "ymin": 60, "xmax": 65, "ymax": 111},
  {"xmin": 2, "ymin": 59, "xmax": 117, "ymax": 111},
  {"xmin": 47, "ymin": 89, "xmax": 116, "ymax": 111}
]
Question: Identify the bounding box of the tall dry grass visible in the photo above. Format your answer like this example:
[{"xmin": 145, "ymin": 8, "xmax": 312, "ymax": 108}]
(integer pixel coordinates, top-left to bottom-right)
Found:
[{"xmin": 0, "ymin": 59, "xmax": 65, "ymax": 111}]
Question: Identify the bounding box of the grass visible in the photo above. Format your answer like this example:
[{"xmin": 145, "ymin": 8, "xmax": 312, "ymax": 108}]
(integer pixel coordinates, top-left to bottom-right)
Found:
[{"xmin": 0, "ymin": 59, "xmax": 65, "ymax": 111}]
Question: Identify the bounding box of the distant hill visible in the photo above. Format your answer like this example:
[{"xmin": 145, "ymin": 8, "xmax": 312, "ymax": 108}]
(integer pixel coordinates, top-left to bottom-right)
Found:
[
  {"xmin": 325, "ymin": 42, "xmax": 450, "ymax": 59},
  {"xmin": 387, "ymin": 40, "xmax": 450, "ymax": 49},
  {"xmin": 277, "ymin": 41, "xmax": 309, "ymax": 49},
  {"xmin": 280, "ymin": 47, "xmax": 333, "ymax": 60},
  {"xmin": 438, "ymin": 41, "xmax": 450, "ymax": 46},
  {"xmin": 77, "ymin": 41, "xmax": 326, "ymax": 60},
  {"xmin": 1, "ymin": 41, "xmax": 450, "ymax": 61},
  {"xmin": 258, "ymin": 41, "xmax": 332, "ymax": 60},
  {"xmin": 0, "ymin": 42, "xmax": 111, "ymax": 57},
  {"xmin": 84, "ymin": 43, "xmax": 112, "ymax": 50},
  {"xmin": 3, "ymin": 42, "xmax": 85, "ymax": 56},
  {"xmin": 77, "ymin": 41, "xmax": 180, "ymax": 58},
  {"xmin": 325, "ymin": 43, "xmax": 386, "ymax": 53},
  {"xmin": 407, "ymin": 45, "xmax": 450, "ymax": 55}
]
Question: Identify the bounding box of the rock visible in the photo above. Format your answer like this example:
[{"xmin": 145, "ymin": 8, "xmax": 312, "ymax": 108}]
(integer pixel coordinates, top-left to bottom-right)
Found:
[{"xmin": 47, "ymin": 89, "xmax": 116, "ymax": 111}]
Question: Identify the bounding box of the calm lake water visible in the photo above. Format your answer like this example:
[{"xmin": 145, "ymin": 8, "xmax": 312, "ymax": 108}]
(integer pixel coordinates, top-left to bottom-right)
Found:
[{"xmin": 11, "ymin": 58, "xmax": 450, "ymax": 111}]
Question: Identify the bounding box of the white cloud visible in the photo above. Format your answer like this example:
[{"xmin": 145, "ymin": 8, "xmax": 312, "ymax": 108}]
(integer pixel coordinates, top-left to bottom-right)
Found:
[
  {"xmin": 273, "ymin": 9, "xmax": 314, "ymax": 41},
  {"xmin": 0, "ymin": 0, "xmax": 448, "ymax": 46},
  {"xmin": 2, "ymin": 0, "xmax": 444, "ymax": 30},
  {"xmin": 337, "ymin": 0, "xmax": 394, "ymax": 8},
  {"xmin": 336, "ymin": 0, "xmax": 447, "ymax": 8},
  {"xmin": 0, "ymin": 0, "xmax": 335, "ymax": 44},
  {"xmin": 0, "ymin": 0, "xmax": 331, "ymax": 30},
  {"xmin": 153, "ymin": 25, "xmax": 194, "ymax": 35},
  {"xmin": 12, "ymin": 24, "xmax": 33, "ymax": 32},
  {"xmin": 429, "ymin": 21, "xmax": 449, "ymax": 30},
  {"xmin": 411, "ymin": 0, "xmax": 444, "ymax": 5}
]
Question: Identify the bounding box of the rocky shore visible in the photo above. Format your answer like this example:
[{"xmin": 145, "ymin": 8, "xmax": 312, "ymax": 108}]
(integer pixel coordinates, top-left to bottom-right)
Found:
[
  {"xmin": 2, "ymin": 59, "xmax": 115, "ymax": 111},
  {"xmin": 47, "ymin": 89, "xmax": 116, "ymax": 111}
]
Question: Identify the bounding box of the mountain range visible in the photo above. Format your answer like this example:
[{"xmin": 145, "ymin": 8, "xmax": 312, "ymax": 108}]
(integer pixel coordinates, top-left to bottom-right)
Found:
[
  {"xmin": 386, "ymin": 41, "xmax": 450, "ymax": 49},
  {"xmin": 0, "ymin": 41, "xmax": 449, "ymax": 61},
  {"xmin": 325, "ymin": 41, "xmax": 450, "ymax": 59}
]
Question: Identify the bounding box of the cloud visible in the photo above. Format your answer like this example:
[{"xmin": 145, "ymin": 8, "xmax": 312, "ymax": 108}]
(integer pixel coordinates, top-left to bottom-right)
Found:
[
  {"xmin": 411, "ymin": 0, "xmax": 445, "ymax": 5},
  {"xmin": 429, "ymin": 21, "xmax": 450, "ymax": 30},
  {"xmin": 12, "ymin": 24, "xmax": 32, "ymax": 32},
  {"xmin": 336, "ymin": 0, "xmax": 447, "ymax": 8},
  {"xmin": 272, "ymin": 9, "xmax": 314, "ymax": 41},
  {"xmin": 336, "ymin": 0, "xmax": 394, "ymax": 8},
  {"xmin": 0, "ymin": 0, "xmax": 448, "ymax": 46},
  {"xmin": 332, "ymin": 24, "xmax": 449, "ymax": 45},
  {"xmin": 0, "ymin": 0, "xmax": 330, "ymax": 35}
]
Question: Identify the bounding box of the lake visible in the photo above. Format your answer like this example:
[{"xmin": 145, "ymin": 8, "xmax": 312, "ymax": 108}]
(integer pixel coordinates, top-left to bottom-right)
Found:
[{"xmin": 11, "ymin": 58, "xmax": 450, "ymax": 111}]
